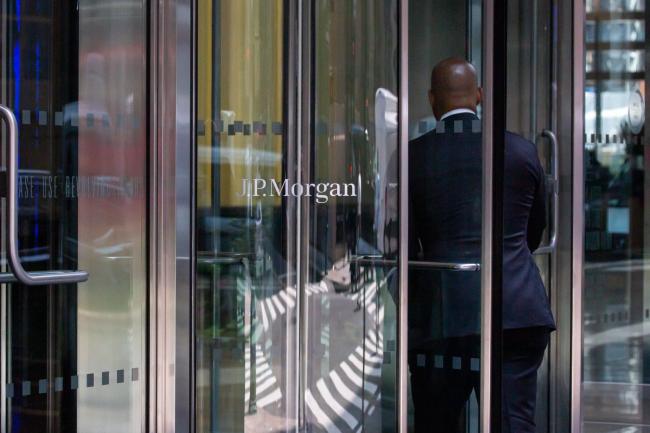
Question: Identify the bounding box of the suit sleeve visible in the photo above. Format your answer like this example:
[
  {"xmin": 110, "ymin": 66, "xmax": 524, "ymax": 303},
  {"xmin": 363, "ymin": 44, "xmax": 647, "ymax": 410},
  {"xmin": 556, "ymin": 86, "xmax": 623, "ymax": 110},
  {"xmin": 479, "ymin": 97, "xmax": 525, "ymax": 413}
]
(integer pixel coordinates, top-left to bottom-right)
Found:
[{"xmin": 527, "ymin": 154, "xmax": 547, "ymax": 252}]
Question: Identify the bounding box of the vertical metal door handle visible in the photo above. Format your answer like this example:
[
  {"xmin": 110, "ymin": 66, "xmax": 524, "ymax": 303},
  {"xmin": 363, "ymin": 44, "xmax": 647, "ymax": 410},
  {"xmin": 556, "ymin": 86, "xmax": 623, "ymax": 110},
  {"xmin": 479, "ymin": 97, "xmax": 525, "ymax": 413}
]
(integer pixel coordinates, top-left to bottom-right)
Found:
[
  {"xmin": 534, "ymin": 129, "xmax": 559, "ymax": 255},
  {"xmin": 0, "ymin": 104, "xmax": 89, "ymax": 285}
]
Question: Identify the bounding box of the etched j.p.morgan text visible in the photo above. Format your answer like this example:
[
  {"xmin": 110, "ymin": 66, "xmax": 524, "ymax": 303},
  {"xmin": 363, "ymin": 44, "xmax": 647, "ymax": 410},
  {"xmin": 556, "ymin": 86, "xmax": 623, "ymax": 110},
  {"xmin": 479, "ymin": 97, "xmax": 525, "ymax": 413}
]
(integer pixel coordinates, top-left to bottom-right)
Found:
[{"xmin": 237, "ymin": 178, "xmax": 357, "ymax": 204}]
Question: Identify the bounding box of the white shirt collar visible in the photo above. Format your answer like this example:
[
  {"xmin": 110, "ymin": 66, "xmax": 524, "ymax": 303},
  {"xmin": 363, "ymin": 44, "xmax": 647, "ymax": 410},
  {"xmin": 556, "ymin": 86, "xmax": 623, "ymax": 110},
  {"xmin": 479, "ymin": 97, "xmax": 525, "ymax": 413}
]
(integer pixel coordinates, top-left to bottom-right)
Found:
[{"xmin": 439, "ymin": 108, "xmax": 476, "ymax": 121}]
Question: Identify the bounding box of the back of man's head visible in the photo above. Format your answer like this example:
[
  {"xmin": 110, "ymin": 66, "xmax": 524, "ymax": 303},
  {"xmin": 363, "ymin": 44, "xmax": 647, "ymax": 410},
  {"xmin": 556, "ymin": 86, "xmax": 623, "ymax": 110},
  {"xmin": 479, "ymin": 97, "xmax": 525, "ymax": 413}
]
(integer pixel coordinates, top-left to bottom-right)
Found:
[{"xmin": 429, "ymin": 57, "xmax": 482, "ymax": 120}]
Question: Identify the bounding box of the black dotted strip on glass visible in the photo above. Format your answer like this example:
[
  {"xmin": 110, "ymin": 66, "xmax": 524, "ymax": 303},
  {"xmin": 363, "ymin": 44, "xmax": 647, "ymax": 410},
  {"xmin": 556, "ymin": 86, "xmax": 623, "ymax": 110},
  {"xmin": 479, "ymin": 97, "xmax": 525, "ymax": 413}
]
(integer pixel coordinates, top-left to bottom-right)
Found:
[
  {"xmin": 313, "ymin": 119, "xmax": 484, "ymax": 137},
  {"xmin": 18, "ymin": 109, "xmax": 142, "ymax": 129},
  {"xmin": 584, "ymin": 134, "xmax": 632, "ymax": 145},
  {"xmin": 196, "ymin": 119, "xmax": 283, "ymax": 137},
  {"xmin": 4, "ymin": 367, "xmax": 140, "ymax": 399},
  {"xmin": 413, "ymin": 354, "xmax": 481, "ymax": 372},
  {"xmin": 584, "ymin": 309, "xmax": 644, "ymax": 325}
]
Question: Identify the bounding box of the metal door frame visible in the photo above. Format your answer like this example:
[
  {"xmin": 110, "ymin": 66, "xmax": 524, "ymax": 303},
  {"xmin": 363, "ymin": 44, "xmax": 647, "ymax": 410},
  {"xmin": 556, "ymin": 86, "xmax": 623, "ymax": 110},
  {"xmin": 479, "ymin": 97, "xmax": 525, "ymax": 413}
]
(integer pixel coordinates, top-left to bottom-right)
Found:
[
  {"xmin": 539, "ymin": 0, "xmax": 585, "ymax": 432},
  {"xmin": 151, "ymin": 0, "xmax": 195, "ymax": 432},
  {"xmin": 397, "ymin": 0, "xmax": 410, "ymax": 431},
  {"xmin": 570, "ymin": 1, "xmax": 585, "ymax": 431}
]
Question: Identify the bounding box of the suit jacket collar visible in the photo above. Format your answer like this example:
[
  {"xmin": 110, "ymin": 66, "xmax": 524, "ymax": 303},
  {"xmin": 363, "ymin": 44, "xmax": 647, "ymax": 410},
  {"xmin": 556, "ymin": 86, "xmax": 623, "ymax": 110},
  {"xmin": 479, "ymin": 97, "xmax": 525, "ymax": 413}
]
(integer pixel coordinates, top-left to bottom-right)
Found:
[
  {"xmin": 441, "ymin": 111, "xmax": 480, "ymax": 122},
  {"xmin": 439, "ymin": 108, "xmax": 477, "ymax": 120}
]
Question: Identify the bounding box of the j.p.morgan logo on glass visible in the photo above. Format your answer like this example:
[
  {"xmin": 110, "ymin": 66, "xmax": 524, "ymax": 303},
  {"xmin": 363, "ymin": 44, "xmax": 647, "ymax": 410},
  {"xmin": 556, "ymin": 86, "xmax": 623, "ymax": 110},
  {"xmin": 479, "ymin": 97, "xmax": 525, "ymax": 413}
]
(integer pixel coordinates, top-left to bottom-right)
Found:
[{"xmin": 237, "ymin": 179, "xmax": 357, "ymax": 204}]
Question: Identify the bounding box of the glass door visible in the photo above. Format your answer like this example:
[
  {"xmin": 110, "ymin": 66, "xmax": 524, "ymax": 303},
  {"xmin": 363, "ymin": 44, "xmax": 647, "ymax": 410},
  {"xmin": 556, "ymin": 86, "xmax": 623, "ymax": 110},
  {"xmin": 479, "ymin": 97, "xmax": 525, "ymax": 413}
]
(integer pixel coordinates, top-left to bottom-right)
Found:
[
  {"xmin": 1, "ymin": 1, "xmax": 149, "ymax": 433},
  {"xmin": 193, "ymin": 1, "xmax": 495, "ymax": 433},
  {"xmin": 504, "ymin": 1, "xmax": 558, "ymax": 432},
  {"xmin": 194, "ymin": 1, "xmax": 296, "ymax": 432},
  {"xmin": 303, "ymin": 1, "xmax": 400, "ymax": 431},
  {"xmin": 407, "ymin": 1, "xmax": 487, "ymax": 431}
]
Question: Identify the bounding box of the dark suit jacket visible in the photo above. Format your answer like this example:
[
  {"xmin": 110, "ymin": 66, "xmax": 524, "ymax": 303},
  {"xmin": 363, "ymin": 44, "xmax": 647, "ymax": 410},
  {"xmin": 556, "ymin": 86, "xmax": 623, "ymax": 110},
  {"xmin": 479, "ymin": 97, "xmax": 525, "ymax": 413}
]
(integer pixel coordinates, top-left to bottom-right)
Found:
[{"xmin": 408, "ymin": 112, "xmax": 555, "ymax": 346}]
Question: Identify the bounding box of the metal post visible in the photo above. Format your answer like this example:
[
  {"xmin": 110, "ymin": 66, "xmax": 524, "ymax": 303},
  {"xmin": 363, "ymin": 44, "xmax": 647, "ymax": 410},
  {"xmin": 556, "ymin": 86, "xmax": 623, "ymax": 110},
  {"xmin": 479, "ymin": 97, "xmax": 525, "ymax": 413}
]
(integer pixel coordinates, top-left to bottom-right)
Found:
[
  {"xmin": 397, "ymin": 0, "xmax": 409, "ymax": 431},
  {"xmin": 481, "ymin": 0, "xmax": 495, "ymax": 431},
  {"xmin": 571, "ymin": 0, "xmax": 585, "ymax": 431}
]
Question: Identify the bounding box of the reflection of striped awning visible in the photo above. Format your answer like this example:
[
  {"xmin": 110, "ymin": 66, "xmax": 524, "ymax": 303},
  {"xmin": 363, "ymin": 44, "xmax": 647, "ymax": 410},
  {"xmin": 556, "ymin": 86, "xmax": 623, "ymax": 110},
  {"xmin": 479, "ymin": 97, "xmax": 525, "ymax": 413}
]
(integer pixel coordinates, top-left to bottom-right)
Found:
[
  {"xmin": 248, "ymin": 273, "xmax": 387, "ymax": 432},
  {"xmin": 245, "ymin": 344, "xmax": 282, "ymax": 410},
  {"xmin": 306, "ymin": 329, "xmax": 384, "ymax": 433}
]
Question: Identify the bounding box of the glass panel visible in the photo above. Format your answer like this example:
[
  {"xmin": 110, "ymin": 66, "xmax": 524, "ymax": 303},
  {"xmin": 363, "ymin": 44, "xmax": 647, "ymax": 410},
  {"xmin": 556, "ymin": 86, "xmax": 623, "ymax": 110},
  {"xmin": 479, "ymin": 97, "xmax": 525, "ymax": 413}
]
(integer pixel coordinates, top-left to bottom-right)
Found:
[
  {"xmin": 586, "ymin": 50, "xmax": 645, "ymax": 74},
  {"xmin": 407, "ymin": 1, "xmax": 556, "ymax": 432},
  {"xmin": 586, "ymin": 0, "xmax": 644, "ymax": 13},
  {"xmin": 585, "ymin": 20, "xmax": 645, "ymax": 44},
  {"xmin": 1, "ymin": 1, "xmax": 148, "ymax": 432},
  {"xmin": 194, "ymin": 1, "xmax": 296, "ymax": 432},
  {"xmin": 505, "ymin": 2, "xmax": 555, "ymax": 430},
  {"xmin": 582, "ymin": 1, "xmax": 650, "ymax": 432},
  {"xmin": 407, "ymin": 1, "xmax": 485, "ymax": 432},
  {"xmin": 305, "ymin": 1, "xmax": 399, "ymax": 431}
]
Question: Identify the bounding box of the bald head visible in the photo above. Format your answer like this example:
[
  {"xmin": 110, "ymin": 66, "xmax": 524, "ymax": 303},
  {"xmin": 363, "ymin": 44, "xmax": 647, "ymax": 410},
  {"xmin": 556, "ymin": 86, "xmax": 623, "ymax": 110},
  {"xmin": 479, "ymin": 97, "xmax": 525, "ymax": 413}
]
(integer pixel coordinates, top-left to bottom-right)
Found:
[{"xmin": 428, "ymin": 57, "xmax": 482, "ymax": 120}]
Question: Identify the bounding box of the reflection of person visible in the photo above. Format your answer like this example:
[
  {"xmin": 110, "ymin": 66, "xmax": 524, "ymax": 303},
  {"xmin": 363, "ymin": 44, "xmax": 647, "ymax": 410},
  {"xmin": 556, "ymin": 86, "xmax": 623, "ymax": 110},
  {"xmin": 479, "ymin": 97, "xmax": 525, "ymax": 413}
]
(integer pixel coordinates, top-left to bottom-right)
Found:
[{"xmin": 408, "ymin": 58, "xmax": 556, "ymax": 433}]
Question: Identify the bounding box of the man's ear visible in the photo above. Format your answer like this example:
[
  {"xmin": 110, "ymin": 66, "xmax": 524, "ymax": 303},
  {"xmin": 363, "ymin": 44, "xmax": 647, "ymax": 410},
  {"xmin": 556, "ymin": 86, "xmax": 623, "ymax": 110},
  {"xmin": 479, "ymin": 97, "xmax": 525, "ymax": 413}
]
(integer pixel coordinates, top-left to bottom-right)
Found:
[
  {"xmin": 477, "ymin": 87, "xmax": 484, "ymax": 106},
  {"xmin": 428, "ymin": 90, "xmax": 436, "ymax": 113}
]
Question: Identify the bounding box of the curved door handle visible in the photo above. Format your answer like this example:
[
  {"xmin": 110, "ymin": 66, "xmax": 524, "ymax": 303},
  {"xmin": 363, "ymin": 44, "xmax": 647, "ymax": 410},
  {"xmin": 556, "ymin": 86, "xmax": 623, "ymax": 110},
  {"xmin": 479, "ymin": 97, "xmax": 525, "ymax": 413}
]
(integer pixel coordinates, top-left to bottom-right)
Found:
[
  {"xmin": 534, "ymin": 129, "xmax": 558, "ymax": 255},
  {"xmin": 0, "ymin": 105, "xmax": 89, "ymax": 285}
]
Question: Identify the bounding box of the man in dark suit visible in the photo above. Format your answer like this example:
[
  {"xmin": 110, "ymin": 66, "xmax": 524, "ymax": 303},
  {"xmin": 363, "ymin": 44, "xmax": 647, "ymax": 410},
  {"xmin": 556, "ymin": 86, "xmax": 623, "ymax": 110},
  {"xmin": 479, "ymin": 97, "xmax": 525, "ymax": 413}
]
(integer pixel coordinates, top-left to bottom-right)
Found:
[{"xmin": 408, "ymin": 57, "xmax": 556, "ymax": 433}]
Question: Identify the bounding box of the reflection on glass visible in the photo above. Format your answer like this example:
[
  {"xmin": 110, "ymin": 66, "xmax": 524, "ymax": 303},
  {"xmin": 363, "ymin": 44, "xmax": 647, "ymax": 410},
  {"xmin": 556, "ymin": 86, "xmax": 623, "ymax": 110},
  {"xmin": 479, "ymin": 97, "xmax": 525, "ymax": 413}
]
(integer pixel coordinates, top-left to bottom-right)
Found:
[
  {"xmin": 77, "ymin": 1, "xmax": 148, "ymax": 432},
  {"xmin": 303, "ymin": 1, "xmax": 399, "ymax": 432},
  {"xmin": 586, "ymin": 0, "xmax": 644, "ymax": 13},
  {"xmin": 586, "ymin": 50, "xmax": 644, "ymax": 74},
  {"xmin": 2, "ymin": 1, "xmax": 148, "ymax": 433},
  {"xmin": 583, "ymin": 0, "xmax": 650, "ymax": 432},
  {"xmin": 195, "ymin": 1, "xmax": 295, "ymax": 432},
  {"xmin": 586, "ymin": 20, "xmax": 645, "ymax": 43}
]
